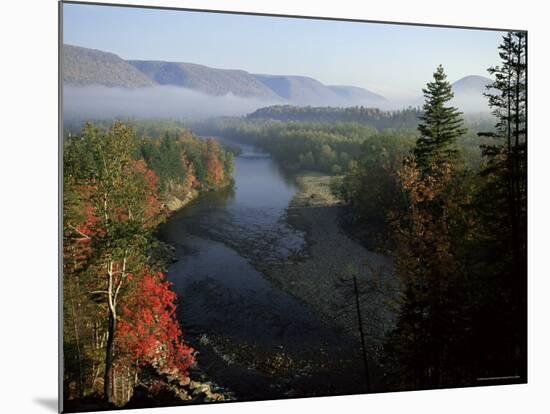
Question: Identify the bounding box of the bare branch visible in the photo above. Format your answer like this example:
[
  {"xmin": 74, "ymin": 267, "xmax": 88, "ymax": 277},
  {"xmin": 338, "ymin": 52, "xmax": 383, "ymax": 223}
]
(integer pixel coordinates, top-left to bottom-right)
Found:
[{"xmin": 68, "ymin": 223, "xmax": 91, "ymax": 240}]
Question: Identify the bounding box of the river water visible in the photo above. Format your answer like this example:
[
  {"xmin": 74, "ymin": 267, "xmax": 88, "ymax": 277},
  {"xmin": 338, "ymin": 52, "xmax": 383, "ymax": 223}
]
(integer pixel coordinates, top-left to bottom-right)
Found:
[{"xmin": 158, "ymin": 140, "xmax": 367, "ymax": 401}]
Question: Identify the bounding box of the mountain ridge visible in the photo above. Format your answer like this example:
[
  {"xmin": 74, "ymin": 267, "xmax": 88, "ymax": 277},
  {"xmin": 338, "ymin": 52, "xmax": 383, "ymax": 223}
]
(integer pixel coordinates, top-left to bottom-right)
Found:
[
  {"xmin": 63, "ymin": 45, "xmax": 155, "ymax": 88},
  {"xmin": 63, "ymin": 44, "xmax": 491, "ymax": 112},
  {"xmin": 128, "ymin": 60, "xmax": 281, "ymax": 99},
  {"xmin": 63, "ymin": 44, "xmax": 387, "ymax": 106}
]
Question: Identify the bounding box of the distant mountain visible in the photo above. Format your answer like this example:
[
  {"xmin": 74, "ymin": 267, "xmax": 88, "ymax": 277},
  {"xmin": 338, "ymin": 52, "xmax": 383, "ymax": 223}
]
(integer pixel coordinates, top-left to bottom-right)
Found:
[
  {"xmin": 251, "ymin": 75, "xmax": 383, "ymax": 106},
  {"xmin": 63, "ymin": 44, "xmax": 385, "ymax": 106},
  {"xmin": 328, "ymin": 85, "xmax": 386, "ymax": 103},
  {"xmin": 63, "ymin": 45, "xmax": 155, "ymax": 88},
  {"xmin": 452, "ymin": 75, "xmax": 492, "ymax": 95},
  {"xmin": 253, "ymin": 74, "xmax": 336, "ymax": 103},
  {"xmin": 399, "ymin": 75, "xmax": 493, "ymax": 112},
  {"xmin": 63, "ymin": 44, "xmax": 492, "ymax": 117},
  {"xmin": 128, "ymin": 60, "xmax": 281, "ymax": 99},
  {"xmin": 451, "ymin": 75, "xmax": 493, "ymax": 112}
]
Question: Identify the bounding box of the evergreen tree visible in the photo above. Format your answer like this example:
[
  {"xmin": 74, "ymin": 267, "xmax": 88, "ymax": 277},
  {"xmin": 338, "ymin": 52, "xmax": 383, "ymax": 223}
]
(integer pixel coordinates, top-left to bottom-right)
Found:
[
  {"xmin": 476, "ymin": 31, "xmax": 527, "ymax": 379},
  {"xmin": 479, "ymin": 31, "xmax": 527, "ymax": 265},
  {"xmin": 415, "ymin": 65, "xmax": 467, "ymax": 171},
  {"xmin": 383, "ymin": 66, "xmax": 472, "ymax": 389}
]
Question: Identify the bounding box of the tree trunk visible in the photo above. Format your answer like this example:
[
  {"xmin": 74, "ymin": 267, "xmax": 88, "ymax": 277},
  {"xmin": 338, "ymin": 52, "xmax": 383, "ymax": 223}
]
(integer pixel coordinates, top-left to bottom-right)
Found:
[
  {"xmin": 104, "ymin": 308, "xmax": 116, "ymax": 402},
  {"xmin": 68, "ymin": 269, "xmax": 84, "ymax": 398},
  {"xmin": 104, "ymin": 261, "xmax": 117, "ymax": 403}
]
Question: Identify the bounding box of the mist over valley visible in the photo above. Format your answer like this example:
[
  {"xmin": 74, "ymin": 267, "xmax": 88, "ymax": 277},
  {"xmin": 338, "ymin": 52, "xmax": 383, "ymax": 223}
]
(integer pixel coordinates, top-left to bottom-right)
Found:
[{"xmin": 63, "ymin": 44, "xmax": 493, "ymax": 121}]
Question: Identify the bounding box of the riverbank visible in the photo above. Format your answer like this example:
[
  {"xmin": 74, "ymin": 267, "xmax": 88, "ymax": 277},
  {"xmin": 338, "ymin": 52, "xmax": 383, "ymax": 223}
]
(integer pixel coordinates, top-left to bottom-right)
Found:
[
  {"xmin": 262, "ymin": 172, "xmax": 399, "ymax": 363},
  {"xmin": 165, "ymin": 189, "xmax": 199, "ymax": 212},
  {"xmin": 144, "ymin": 185, "xmax": 237, "ymax": 406}
]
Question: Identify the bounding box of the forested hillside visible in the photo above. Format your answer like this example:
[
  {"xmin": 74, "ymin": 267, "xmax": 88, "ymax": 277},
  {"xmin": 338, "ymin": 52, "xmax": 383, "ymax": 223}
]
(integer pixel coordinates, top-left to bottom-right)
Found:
[
  {"xmin": 129, "ymin": 60, "xmax": 281, "ymax": 99},
  {"xmin": 63, "ymin": 45, "xmax": 155, "ymax": 88},
  {"xmin": 63, "ymin": 122, "xmax": 234, "ymax": 409},
  {"xmin": 63, "ymin": 44, "xmax": 386, "ymax": 106}
]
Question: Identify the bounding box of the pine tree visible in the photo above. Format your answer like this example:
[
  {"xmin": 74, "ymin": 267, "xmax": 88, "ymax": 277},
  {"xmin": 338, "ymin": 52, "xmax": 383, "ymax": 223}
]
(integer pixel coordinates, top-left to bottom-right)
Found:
[
  {"xmin": 384, "ymin": 66, "xmax": 471, "ymax": 388},
  {"xmin": 476, "ymin": 31, "xmax": 527, "ymax": 379},
  {"xmin": 415, "ymin": 65, "xmax": 467, "ymax": 171},
  {"xmin": 479, "ymin": 32, "xmax": 527, "ymax": 263}
]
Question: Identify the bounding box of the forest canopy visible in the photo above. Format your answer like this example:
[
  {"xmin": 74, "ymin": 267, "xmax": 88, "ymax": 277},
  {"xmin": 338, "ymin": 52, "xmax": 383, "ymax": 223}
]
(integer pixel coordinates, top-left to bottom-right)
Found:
[{"xmin": 63, "ymin": 121, "xmax": 234, "ymax": 408}]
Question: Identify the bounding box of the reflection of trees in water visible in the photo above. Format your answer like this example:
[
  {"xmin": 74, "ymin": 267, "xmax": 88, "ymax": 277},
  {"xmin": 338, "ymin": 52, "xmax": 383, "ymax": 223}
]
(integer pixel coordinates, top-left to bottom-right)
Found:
[
  {"xmin": 208, "ymin": 181, "xmax": 237, "ymax": 206},
  {"xmin": 178, "ymin": 174, "xmax": 305, "ymax": 264},
  {"xmin": 192, "ymin": 181, "xmax": 236, "ymax": 209},
  {"xmin": 265, "ymin": 157, "xmax": 296, "ymax": 187}
]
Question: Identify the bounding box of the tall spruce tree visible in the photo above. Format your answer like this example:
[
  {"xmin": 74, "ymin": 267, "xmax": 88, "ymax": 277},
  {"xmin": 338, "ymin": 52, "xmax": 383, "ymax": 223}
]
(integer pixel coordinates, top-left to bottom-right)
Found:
[
  {"xmin": 383, "ymin": 65, "xmax": 473, "ymax": 389},
  {"xmin": 476, "ymin": 31, "xmax": 527, "ymax": 379},
  {"xmin": 479, "ymin": 31, "xmax": 527, "ymax": 263},
  {"xmin": 415, "ymin": 65, "xmax": 466, "ymax": 171}
]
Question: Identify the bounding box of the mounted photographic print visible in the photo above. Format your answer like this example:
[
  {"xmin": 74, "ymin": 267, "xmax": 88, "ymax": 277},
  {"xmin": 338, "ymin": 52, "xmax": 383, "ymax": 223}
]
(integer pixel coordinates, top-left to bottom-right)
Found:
[{"xmin": 60, "ymin": 1, "xmax": 527, "ymax": 412}]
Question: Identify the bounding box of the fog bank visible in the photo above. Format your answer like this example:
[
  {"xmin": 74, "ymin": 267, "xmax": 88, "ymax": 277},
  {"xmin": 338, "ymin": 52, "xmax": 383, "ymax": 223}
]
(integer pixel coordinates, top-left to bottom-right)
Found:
[
  {"xmin": 63, "ymin": 85, "xmax": 284, "ymax": 120},
  {"xmin": 63, "ymin": 84, "xmax": 491, "ymax": 121}
]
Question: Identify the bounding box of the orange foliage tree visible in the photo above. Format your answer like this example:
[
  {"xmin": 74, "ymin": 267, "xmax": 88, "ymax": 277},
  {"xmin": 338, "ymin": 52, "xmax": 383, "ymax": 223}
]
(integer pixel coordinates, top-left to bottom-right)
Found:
[
  {"xmin": 386, "ymin": 157, "xmax": 471, "ymax": 388},
  {"xmin": 204, "ymin": 139, "xmax": 224, "ymax": 188}
]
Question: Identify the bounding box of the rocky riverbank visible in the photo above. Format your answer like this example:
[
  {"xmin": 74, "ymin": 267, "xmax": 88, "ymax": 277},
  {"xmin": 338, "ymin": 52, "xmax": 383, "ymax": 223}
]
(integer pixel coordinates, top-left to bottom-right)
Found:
[
  {"xmin": 165, "ymin": 189, "xmax": 199, "ymax": 212},
  {"xmin": 261, "ymin": 172, "xmax": 400, "ymax": 363}
]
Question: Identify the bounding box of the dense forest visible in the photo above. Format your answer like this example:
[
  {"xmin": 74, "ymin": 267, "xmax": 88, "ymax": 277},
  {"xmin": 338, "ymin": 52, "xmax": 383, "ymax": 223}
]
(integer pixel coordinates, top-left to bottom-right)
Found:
[
  {"xmin": 63, "ymin": 122, "xmax": 234, "ymax": 409},
  {"xmin": 334, "ymin": 32, "xmax": 527, "ymax": 388},
  {"xmin": 193, "ymin": 111, "xmax": 493, "ymax": 175}
]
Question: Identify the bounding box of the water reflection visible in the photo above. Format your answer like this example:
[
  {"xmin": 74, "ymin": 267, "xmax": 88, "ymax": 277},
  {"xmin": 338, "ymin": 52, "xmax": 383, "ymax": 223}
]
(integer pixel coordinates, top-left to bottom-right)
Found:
[
  {"xmin": 168, "ymin": 141, "xmax": 305, "ymax": 262},
  {"xmin": 158, "ymin": 138, "xmax": 363, "ymax": 399}
]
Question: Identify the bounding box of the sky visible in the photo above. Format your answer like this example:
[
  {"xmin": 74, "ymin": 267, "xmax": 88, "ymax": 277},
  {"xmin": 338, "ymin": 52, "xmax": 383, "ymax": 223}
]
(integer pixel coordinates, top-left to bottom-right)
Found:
[{"xmin": 62, "ymin": 2, "xmax": 507, "ymax": 100}]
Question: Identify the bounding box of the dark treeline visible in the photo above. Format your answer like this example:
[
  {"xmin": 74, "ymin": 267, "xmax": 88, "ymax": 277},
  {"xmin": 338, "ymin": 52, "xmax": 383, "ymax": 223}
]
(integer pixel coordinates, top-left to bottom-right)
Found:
[
  {"xmin": 63, "ymin": 121, "xmax": 234, "ymax": 409},
  {"xmin": 247, "ymin": 105, "xmax": 424, "ymax": 129},
  {"xmin": 334, "ymin": 32, "xmax": 527, "ymax": 389}
]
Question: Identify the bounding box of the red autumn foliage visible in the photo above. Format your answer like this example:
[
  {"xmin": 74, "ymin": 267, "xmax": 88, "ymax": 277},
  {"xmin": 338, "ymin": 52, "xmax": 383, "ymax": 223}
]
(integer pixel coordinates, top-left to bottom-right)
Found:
[
  {"xmin": 65, "ymin": 158, "xmax": 163, "ymax": 274},
  {"xmin": 76, "ymin": 203, "xmax": 98, "ymax": 238},
  {"xmin": 117, "ymin": 271, "xmax": 195, "ymax": 385}
]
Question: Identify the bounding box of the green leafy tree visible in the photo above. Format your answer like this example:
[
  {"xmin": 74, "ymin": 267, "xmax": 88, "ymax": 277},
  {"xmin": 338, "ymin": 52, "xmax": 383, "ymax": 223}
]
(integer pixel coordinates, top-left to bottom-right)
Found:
[{"xmin": 335, "ymin": 130, "xmax": 414, "ymax": 248}]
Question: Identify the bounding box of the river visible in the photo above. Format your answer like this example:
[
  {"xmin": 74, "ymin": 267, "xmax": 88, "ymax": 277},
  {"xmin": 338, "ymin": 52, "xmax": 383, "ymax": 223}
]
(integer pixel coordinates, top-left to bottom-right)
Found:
[{"xmin": 158, "ymin": 140, "xmax": 368, "ymax": 401}]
